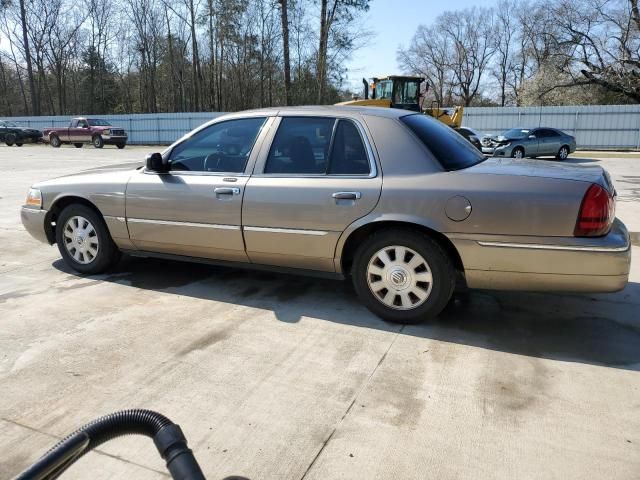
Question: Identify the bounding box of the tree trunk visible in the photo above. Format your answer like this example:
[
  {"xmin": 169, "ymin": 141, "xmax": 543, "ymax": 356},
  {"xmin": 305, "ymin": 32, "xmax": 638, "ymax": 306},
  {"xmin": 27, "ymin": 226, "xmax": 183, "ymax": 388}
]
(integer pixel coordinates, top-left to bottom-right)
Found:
[
  {"xmin": 279, "ymin": 0, "xmax": 291, "ymax": 105},
  {"xmin": 18, "ymin": 0, "xmax": 39, "ymax": 115},
  {"xmin": 317, "ymin": 0, "xmax": 328, "ymax": 103}
]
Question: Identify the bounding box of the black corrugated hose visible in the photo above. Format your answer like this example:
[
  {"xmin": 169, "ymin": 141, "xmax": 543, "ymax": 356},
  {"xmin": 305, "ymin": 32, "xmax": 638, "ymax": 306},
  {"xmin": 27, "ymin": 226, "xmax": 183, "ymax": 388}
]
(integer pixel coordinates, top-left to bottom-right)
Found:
[{"xmin": 15, "ymin": 409, "xmax": 205, "ymax": 480}]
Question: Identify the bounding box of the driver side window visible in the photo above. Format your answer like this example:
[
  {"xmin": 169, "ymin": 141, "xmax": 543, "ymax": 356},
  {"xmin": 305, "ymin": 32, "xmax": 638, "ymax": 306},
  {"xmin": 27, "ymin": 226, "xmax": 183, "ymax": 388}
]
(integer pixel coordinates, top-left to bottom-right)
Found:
[{"xmin": 169, "ymin": 117, "xmax": 267, "ymax": 173}]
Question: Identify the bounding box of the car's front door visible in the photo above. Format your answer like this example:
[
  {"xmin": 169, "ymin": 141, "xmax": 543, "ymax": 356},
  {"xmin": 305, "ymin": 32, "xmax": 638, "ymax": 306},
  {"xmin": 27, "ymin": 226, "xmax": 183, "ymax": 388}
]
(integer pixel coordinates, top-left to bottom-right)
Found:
[
  {"xmin": 68, "ymin": 119, "xmax": 88, "ymax": 143},
  {"xmin": 242, "ymin": 115, "xmax": 382, "ymax": 272},
  {"xmin": 125, "ymin": 116, "xmax": 272, "ymax": 261}
]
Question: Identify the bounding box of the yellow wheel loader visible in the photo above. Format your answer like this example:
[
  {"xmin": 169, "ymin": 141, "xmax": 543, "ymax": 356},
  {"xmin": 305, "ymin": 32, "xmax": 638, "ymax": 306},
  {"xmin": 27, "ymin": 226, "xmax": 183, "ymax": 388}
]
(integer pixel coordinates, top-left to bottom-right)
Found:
[{"xmin": 337, "ymin": 76, "xmax": 463, "ymax": 128}]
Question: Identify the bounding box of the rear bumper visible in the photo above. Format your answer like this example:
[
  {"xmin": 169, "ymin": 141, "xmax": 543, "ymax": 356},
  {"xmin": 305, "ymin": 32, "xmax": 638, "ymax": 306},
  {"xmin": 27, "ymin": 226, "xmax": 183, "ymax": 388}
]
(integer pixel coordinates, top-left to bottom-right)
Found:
[
  {"xmin": 20, "ymin": 207, "xmax": 50, "ymax": 244},
  {"xmin": 451, "ymin": 218, "xmax": 631, "ymax": 293}
]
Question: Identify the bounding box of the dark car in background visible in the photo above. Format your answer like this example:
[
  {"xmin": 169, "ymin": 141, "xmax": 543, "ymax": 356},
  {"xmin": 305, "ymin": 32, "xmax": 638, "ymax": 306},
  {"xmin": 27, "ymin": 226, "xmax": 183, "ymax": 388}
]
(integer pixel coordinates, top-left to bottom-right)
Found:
[
  {"xmin": 481, "ymin": 127, "xmax": 577, "ymax": 160},
  {"xmin": 0, "ymin": 120, "xmax": 43, "ymax": 146},
  {"xmin": 42, "ymin": 117, "xmax": 128, "ymax": 149},
  {"xmin": 455, "ymin": 126, "xmax": 483, "ymax": 150}
]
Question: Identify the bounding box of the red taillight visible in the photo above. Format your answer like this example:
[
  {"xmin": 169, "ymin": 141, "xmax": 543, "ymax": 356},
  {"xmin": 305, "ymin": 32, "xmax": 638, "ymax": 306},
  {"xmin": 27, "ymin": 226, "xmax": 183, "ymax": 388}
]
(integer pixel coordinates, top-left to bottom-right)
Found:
[{"xmin": 574, "ymin": 183, "xmax": 615, "ymax": 237}]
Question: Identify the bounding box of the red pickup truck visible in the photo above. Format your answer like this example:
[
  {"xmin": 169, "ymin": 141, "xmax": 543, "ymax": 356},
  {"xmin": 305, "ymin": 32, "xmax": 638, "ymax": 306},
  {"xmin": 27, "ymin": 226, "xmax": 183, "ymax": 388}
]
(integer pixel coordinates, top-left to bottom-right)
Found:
[{"xmin": 43, "ymin": 117, "xmax": 128, "ymax": 149}]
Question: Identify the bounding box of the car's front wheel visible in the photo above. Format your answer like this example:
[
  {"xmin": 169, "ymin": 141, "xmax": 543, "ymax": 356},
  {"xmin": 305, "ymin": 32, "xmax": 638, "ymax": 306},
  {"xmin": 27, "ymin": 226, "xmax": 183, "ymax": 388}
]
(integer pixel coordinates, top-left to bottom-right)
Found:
[
  {"xmin": 352, "ymin": 229, "xmax": 455, "ymax": 324},
  {"xmin": 511, "ymin": 147, "xmax": 524, "ymax": 159},
  {"xmin": 5, "ymin": 133, "xmax": 16, "ymax": 146},
  {"xmin": 92, "ymin": 135, "xmax": 104, "ymax": 149},
  {"xmin": 55, "ymin": 204, "xmax": 121, "ymax": 274},
  {"xmin": 16, "ymin": 142, "xmax": 23, "ymax": 147},
  {"xmin": 116, "ymin": 143, "xmax": 126, "ymax": 149}
]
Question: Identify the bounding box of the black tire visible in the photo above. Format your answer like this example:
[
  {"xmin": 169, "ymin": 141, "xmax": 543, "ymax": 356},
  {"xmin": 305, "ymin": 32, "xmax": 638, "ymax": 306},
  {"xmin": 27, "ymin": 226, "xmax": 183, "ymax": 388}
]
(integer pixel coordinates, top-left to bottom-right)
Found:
[
  {"xmin": 556, "ymin": 145, "xmax": 569, "ymax": 160},
  {"xmin": 74, "ymin": 143, "xmax": 84, "ymax": 148},
  {"xmin": 92, "ymin": 135, "xmax": 104, "ymax": 149},
  {"xmin": 5, "ymin": 133, "xmax": 15, "ymax": 146},
  {"xmin": 16, "ymin": 143, "xmax": 23, "ymax": 147},
  {"xmin": 50, "ymin": 134, "xmax": 61, "ymax": 148},
  {"xmin": 511, "ymin": 147, "xmax": 525, "ymax": 159},
  {"xmin": 116, "ymin": 143, "xmax": 126, "ymax": 149},
  {"xmin": 55, "ymin": 204, "xmax": 121, "ymax": 274},
  {"xmin": 351, "ymin": 229, "xmax": 456, "ymax": 324}
]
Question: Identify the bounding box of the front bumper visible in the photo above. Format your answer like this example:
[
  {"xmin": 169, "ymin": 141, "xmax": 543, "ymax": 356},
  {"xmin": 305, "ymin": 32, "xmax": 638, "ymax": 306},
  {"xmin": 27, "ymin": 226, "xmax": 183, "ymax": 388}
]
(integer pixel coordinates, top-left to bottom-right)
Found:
[
  {"xmin": 20, "ymin": 207, "xmax": 50, "ymax": 244},
  {"xmin": 103, "ymin": 135, "xmax": 128, "ymax": 145},
  {"xmin": 451, "ymin": 218, "xmax": 631, "ymax": 293}
]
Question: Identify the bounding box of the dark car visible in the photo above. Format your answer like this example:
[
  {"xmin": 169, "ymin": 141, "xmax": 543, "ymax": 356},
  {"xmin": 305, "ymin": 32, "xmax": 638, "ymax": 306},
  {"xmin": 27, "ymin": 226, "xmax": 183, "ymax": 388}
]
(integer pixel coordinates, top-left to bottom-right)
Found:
[
  {"xmin": 482, "ymin": 127, "xmax": 577, "ymax": 160},
  {"xmin": 455, "ymin": 127, "xmax": 483, "ymax": 150},
  {"xmin": 0, "ymin": 120, "xmax": 43, "ymax": 146},
  {"xmin": 42, "ymin": 117, "xmax": 128, "ymax": 149}
]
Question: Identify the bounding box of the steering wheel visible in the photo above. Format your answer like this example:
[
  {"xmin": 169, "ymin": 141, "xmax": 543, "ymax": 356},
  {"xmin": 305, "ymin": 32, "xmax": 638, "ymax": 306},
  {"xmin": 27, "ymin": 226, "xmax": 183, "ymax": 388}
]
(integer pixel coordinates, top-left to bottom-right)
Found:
[{"xmin": 204, "ymin": 153, "xmax": 222, "ymax": 171}]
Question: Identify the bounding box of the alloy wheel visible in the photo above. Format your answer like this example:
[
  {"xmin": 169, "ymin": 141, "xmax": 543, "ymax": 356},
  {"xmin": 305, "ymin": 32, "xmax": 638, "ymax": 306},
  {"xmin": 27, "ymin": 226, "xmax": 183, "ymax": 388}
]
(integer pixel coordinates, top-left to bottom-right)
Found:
[{"xmin": 366, "ymin": 245, "xmax": 433, "ymax": 310}]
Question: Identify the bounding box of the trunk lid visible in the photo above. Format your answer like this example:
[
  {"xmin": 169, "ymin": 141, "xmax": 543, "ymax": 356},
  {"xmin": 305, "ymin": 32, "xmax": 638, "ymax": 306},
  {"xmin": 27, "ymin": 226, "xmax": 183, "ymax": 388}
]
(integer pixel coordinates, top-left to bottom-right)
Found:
[{"xmin": 466, "ymin": 158, "xmax": 614, "ymax": 193}]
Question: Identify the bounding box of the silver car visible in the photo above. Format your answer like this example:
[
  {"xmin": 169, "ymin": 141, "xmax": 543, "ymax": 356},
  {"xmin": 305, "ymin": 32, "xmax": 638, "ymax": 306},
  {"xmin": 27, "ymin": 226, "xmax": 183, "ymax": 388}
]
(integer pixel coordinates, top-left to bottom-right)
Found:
[
  {"xmin": 482, "ymin": 127, "xmax": 577, "ymax": 159},
  {"xmin": 21, "ymin": 107, "xmax": 630, "ymax": 323}
]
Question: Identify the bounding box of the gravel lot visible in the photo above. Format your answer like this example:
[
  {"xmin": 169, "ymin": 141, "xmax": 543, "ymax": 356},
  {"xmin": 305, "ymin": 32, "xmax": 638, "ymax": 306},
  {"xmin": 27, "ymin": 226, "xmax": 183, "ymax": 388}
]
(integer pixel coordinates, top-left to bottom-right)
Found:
[{"xmin": 1, "ymin": 144, "xmax": 639, "ymax": 479}]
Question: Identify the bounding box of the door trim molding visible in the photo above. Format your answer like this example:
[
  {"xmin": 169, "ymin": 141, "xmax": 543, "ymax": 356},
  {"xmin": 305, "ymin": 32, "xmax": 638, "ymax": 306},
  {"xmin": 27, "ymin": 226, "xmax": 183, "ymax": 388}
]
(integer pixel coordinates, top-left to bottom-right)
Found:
[
  {"xmin": 127, "ymin": 217, "xmax": 240, "ymax": 230},
  {"xmin": 243, "ymin": 226, "xmax": 329, "ymax": 236}
]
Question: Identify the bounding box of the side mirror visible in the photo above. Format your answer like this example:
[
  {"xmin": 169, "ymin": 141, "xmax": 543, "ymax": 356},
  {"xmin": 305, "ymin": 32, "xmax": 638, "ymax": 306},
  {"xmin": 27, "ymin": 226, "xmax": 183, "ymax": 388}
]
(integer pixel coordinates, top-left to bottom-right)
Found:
[
  {"xmin": 528, "ymin": 134, "xmax": 536, "ymax": 139},
  {"xmin": 145, "ymin": 152, "xmax": 169, "ymax": 173}
]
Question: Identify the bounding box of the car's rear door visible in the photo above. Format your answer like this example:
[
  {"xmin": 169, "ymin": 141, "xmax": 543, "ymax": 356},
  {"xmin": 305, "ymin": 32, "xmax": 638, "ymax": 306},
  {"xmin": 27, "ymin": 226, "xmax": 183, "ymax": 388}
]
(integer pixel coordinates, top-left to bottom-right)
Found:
[
  {"xmin": 541, "ymin": 128, "xmax": 562, "ymax": 155},
  {"xmin": 125, "ymin": 116, "xmax": 272, "ymax": 261},
  {"xmin": 241, "ymin": 115, "xmax": 382, "ymax": 272}
]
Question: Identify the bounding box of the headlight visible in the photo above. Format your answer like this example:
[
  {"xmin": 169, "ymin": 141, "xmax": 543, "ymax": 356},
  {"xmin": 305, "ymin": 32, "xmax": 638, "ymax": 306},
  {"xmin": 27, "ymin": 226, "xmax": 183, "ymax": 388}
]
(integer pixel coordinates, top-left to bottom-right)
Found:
[
  {"xmin": 26, "ymin": 188, "xmax": 42, "ymax": 208},
  {"xmin": 103, "ymin": 129, "xmax": 111, "ymax": 135}
]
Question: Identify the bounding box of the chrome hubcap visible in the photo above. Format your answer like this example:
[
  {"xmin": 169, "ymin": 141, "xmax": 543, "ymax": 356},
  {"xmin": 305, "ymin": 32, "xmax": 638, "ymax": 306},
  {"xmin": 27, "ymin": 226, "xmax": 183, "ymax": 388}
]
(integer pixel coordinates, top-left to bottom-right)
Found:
[
  {"xmin": 560, "ymin": 148, "xmax": 568, "ymax": 159},
  {"xmin": 63, "ymin": 216, "xmax": 99, "ymax": 264},
  {"xmin": 366, "ymin": 245, "xmax": 433, "ymax": 311},
  {"xmin": 514, "ymin": 150, "xmax": 523, "ymax": 158}
]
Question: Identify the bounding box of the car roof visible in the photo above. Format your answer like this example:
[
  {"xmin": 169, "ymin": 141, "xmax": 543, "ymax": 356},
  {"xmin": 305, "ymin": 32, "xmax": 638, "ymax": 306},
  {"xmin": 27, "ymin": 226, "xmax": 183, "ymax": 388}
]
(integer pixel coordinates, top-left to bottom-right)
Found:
[{"xmin": 220, "ymin": 105, "xmax": 413, "ymax": 120}]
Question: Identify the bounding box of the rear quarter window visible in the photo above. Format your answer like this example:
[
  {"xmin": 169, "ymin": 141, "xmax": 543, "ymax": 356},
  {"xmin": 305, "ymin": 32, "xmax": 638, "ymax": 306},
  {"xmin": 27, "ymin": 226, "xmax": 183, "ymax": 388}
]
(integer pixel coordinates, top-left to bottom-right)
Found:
[{"xmin": 400, "ymin": 114, "xmax": 485, "ymax": 171}]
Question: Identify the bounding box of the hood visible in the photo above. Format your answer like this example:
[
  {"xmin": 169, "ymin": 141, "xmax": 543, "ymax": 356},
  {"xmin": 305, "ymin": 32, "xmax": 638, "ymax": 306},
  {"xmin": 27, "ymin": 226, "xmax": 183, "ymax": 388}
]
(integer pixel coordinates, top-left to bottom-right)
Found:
[
  {"xmin": 34, "ymin": 162, "xmax": 141, "ymax": 189},
  {"xmin": 93, "ymin": 125, "xmax": 122, "ymax": 131},
  {"xmin": 465, "ymin": 158, "xmax": 613, "ymax": 192}
]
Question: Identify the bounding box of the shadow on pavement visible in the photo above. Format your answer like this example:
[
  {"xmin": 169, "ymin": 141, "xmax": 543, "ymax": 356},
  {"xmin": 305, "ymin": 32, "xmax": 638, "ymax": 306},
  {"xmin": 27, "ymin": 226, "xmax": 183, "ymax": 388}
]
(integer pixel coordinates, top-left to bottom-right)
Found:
[{"xmin": 54, "ymin": 256, "xmax": 640, "ymax": 372}]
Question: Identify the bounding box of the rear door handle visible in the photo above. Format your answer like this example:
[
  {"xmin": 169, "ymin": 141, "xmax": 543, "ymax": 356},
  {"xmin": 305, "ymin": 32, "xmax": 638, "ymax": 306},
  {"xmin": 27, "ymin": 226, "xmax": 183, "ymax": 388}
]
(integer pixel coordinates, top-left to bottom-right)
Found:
[
  {"xmin": 332, "ymin": 191, "xmax": 361, "ymax": 200},
  {"xmin": 214, "ymin": 187, "xmax": 240, "ymax": 195}
]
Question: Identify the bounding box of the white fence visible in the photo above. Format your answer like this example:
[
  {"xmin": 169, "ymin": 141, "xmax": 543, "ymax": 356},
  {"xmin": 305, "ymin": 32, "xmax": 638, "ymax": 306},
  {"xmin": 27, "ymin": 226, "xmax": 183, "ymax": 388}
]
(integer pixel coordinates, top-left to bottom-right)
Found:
[
  {"xmin": 5, "ymin": 104, "xmax": 640, "ymax": 149},
  {"xmin": 5, "ymin": 112, "xmax": 224, "ymax": 145},
  {"xmin": 462, "ymin": 104, "xmax": 640, "ymax": 150}
]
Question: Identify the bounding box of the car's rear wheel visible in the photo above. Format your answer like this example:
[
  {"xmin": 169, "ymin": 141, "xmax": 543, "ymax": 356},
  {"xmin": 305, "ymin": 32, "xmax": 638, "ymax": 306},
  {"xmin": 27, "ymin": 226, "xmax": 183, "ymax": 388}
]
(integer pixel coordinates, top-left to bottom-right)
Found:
[
  {"xmin": 55, "ymin": 204, "xmax": 121, "ymax": 274},
  {"xmin": 92, "ymin": 135, "xmax": 104, "ymax": 149},
  {"xmin": 74, "ymin": 143, "xmax": 83, "ymax": 148},
  {"xmin": 556, "ymin": 145, "xmax": 569, "ymax": 160},
  {"xmin": 5, "ymin": 133, "xmax": 16, "ymax": 146},
  {"xmin": 50, "ymin": 134, "xmax": 61, "ymax": 148},
  {"xmin": 352, "ymin": 229, "xmax": 455, "ymax": 324},
  {"xmin": 511, "ymin": 147, "xmax": 524, "ymax": 159}
]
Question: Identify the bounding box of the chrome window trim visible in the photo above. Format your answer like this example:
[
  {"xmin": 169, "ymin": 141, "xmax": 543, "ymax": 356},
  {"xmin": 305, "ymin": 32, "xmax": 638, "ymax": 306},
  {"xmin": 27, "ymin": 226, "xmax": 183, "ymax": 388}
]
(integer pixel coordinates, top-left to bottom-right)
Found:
[
  {"xmin": 244, "ymin": 226, "xmax": 329, "ymax": 236},
  {"xmin": 477, "ymin": 240, "xmax": 630, "ymax": 253},
  {"xmin": 256, "ymin": 116, "xmax": 378, "ymax": 179},
  {"xmin": 127, "ymin": 218, "xmax": 240, "ymax": 230}
]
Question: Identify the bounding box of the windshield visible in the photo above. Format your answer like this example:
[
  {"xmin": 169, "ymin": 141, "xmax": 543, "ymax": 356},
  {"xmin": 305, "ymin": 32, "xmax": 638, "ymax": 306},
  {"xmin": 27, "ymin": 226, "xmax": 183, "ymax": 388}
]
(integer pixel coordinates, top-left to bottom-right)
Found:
[
  {"xmin": 375, "ymin": 80, "xmax": 393, "ymax": 99},
  {"xmin": 1, "ymin": 121, "xmax": 18, "ymax": 127},
  {"xmin": 88, "ymin": 119, "xmax": 112, "ymax": 126},
  {"xmin": 401, "ymin": 114, "xmax": 486, "ymax": 171},
  {"xmin": 501, "ymin": 128, "xmax": 529, "ymax": 138}
]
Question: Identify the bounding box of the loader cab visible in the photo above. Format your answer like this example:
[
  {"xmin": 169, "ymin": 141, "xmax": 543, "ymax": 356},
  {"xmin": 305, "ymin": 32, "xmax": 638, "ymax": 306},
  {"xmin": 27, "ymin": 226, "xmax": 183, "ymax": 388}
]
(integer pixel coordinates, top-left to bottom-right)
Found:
[{"xmin": 365, "ymin": 76, "xmax": 424, "ymax": 112}]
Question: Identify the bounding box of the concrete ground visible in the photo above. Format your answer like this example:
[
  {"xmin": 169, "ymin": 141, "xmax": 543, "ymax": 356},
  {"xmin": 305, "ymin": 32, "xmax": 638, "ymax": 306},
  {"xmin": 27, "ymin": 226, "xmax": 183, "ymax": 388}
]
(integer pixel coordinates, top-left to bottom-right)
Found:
[{"xmin": 0, "ymin": 144, "xmax": 639, "ymax": 480}]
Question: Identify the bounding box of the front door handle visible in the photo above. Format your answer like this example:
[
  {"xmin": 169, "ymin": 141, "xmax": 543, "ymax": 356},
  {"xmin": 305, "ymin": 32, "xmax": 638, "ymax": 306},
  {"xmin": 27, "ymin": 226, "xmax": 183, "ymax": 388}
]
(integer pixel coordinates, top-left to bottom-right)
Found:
[
  {"xmin": 332, "ymin": 191, "xmax": 361, "ymax": 200},
  {"xmin": 214, "ymin": 187, "xmax": 240, "ymax": 195}
]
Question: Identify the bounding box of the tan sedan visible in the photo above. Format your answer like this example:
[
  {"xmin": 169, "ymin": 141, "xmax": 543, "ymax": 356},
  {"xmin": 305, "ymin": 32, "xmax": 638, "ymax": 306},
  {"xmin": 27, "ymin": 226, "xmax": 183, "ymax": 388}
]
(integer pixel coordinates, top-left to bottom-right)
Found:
[{"xmin": 21, "ymin": 107, "xmax": 631, "ymax": 323}]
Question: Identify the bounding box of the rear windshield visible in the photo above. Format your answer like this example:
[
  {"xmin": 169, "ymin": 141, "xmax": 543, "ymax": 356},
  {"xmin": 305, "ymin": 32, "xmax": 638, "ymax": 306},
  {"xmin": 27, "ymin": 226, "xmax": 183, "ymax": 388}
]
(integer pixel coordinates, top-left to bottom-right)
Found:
[{"xmin": 400, "ymin": 114, "xmax": 485, "ymax": 171}]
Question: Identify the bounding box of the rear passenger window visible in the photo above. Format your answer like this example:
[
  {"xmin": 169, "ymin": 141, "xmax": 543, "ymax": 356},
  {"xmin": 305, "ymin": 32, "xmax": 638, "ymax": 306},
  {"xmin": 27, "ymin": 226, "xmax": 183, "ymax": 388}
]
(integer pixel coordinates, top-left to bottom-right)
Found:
[
  {"xmin": 264, "ymin": 117, "xmax": 370, "ymax": 175},
  {"xmin": 328, "ymin": 120, "xmax": 369, "ymax": 174}
]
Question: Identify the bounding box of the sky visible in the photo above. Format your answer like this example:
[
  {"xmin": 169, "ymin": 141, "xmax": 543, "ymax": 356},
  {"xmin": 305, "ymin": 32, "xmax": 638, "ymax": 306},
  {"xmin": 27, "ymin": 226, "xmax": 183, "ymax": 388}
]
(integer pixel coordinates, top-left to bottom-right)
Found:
[{"xmin": 344, "ymin": 0, "xmax": 494, "ymax": 91}]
